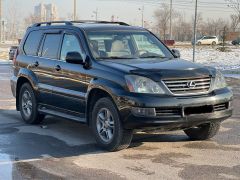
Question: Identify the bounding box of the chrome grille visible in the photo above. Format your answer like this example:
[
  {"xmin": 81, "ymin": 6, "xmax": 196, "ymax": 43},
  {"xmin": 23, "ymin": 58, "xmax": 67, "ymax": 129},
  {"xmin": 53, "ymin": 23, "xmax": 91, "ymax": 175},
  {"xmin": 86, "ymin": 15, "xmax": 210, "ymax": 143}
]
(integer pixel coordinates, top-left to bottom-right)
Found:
[{"xmin": 162, "ymin": 76, "xmax": 211, "ymax": 95}]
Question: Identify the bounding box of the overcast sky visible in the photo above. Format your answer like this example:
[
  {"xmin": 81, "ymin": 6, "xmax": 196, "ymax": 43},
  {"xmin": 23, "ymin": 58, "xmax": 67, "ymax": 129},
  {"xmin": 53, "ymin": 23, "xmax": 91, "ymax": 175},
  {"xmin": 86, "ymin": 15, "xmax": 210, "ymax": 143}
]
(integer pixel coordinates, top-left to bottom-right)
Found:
[{"xmin": 3, "ymin": 0, "xmax": 234, "ymax": 26}]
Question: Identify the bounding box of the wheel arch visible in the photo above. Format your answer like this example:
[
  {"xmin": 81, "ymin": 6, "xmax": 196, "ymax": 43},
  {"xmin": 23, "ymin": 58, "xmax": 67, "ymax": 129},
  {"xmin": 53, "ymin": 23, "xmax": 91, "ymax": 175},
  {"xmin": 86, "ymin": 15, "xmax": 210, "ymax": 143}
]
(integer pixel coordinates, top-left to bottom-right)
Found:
[
  {"xmin": 16, "ymin": 69, "xmax": 38, "ymax": 111},
  {"xmin": 86, "ymin": 87, "xmax": 118, "ymax": 126}
]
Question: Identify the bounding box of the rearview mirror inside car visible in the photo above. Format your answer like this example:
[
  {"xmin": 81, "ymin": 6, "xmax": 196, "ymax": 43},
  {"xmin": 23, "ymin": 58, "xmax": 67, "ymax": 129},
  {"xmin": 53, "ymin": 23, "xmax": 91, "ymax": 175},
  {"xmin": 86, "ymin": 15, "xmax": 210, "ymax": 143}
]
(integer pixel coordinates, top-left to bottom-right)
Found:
[{"xmin": 66, "ymin": 52, "xmax": 84, "ymax": 64}]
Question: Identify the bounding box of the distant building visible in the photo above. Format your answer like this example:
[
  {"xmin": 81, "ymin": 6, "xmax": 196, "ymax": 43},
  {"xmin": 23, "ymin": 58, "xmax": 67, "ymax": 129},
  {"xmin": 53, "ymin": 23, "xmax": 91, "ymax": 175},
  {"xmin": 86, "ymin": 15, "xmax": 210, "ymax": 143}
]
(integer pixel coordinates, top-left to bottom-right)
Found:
[{"xmin": 34, "ymin": 3, "xmax": 58, "ymax": 22}]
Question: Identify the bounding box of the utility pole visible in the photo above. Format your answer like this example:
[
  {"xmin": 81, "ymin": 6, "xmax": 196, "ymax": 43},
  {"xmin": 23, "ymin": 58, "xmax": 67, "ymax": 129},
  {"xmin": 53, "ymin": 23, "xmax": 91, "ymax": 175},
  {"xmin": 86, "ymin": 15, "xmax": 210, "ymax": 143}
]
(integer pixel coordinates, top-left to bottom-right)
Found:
[
  {"xmin": 73, "ymin": 0, "xmax": 77, "ymax": 20},
  {"xmin": 0, "ymin": 0, "xmax": 2, "ymax": 43},
  {"xmin": 93, "ymin": 8, "xmax": 98, "ymax": 21},
  {"xmin": 169, "ymin": 0, "xmax": 173, "ymax": 40},
  {"xmin": 193, "ymin": 0, "xmax": 198, "ymax": 63}
]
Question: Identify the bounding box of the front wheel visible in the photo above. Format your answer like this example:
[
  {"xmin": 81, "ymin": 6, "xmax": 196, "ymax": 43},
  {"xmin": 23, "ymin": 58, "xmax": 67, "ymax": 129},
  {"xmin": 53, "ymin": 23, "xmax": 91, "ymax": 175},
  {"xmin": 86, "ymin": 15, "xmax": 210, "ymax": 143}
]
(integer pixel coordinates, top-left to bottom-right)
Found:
[
  {"xmin": 184, "ymin": 122, "xmax": 221, "ymax": 140},
  {"xmin": 91, "ymin": 97, "xmax": 133, "ymax": 151},
  {"xmin": 212, "ymin": 41, "xmax": 216, "ymax": 45}
]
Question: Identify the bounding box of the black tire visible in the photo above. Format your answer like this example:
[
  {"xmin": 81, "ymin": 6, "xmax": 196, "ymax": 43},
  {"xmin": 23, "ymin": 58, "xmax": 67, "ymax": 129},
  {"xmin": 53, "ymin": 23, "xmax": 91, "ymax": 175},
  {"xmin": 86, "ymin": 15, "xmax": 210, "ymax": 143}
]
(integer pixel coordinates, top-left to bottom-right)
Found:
[
  {"xmin": 212, "ymin": 41, "xmax": 216, "ymax": 45},
  {"xmin": 184, "ymin": 122, "xmax": 221, "ymax": 140},
  {"xmin": 91, "ymin": 97, "xmax": 133, "ymax": 151},
  {"xmin": 197, "ymin": 42, "xmax": 201, "ymax": 46},
  {"xmin": 19, "ymin": 83, "xmax": 45, "ymax": 124}
]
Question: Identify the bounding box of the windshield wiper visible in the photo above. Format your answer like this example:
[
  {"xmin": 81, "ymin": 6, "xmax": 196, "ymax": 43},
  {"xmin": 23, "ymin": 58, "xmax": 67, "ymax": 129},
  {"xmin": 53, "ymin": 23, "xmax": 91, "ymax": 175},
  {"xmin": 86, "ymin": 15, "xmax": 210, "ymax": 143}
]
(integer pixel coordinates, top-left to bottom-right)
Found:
[
  {"xmin": 140, "ymin": 55, "xmax": 167, "ymax": 59},
  {"xmin": 96, "ymin": 56, "xmax": 135, "ymax": 60}
]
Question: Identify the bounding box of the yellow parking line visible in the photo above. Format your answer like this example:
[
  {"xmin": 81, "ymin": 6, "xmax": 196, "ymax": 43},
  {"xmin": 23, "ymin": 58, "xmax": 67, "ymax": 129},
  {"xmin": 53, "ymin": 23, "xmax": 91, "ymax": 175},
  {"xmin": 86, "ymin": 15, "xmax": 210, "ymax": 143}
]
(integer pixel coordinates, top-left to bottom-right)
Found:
[
  {"xmin": 0, "ymin": 99, "xmax": 15, "ymax": 102},
  {"xmin": 0, "ymin": 106, "xmax": 16, "ymax": 110}
]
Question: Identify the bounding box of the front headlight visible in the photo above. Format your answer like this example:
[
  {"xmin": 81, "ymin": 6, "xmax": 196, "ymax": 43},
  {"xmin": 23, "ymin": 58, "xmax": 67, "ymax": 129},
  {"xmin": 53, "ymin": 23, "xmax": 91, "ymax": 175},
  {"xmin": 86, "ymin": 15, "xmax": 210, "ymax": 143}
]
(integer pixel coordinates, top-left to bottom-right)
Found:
[
  {"xmin": 125, "ymin": 75, "xmax": 165, "ymax": 94},
  {"xmin": 214, "ymin": 70, "xmax": 227, "ymax": 90}
]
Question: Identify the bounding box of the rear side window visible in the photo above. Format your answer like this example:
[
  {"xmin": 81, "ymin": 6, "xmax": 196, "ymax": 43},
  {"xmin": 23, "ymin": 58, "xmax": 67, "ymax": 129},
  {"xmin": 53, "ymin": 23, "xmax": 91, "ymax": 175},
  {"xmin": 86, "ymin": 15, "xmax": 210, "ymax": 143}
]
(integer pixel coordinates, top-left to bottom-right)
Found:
[
  {"xmin": 24, "ymin": 31, "xmax": 42, "ymax": 56},
  {"xmin": 41, "ymin": 34, "xmax": 62, "ymax": 59}
]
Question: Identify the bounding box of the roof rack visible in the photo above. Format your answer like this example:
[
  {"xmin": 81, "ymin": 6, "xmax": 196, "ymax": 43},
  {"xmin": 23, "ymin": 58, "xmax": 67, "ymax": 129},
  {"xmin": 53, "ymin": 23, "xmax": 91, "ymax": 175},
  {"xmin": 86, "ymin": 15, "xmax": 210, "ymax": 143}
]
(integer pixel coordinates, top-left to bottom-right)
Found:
[
  {"xmin": 71, "ymin": 20, "xmax": 129, "ymax": 26},
  {"xmin": 32, "ymin": 20, "xmax": 129, "ymax": 27},
  {"xmin": 32, "ymin": 21, "xmax": 73, "ymax": 27}
]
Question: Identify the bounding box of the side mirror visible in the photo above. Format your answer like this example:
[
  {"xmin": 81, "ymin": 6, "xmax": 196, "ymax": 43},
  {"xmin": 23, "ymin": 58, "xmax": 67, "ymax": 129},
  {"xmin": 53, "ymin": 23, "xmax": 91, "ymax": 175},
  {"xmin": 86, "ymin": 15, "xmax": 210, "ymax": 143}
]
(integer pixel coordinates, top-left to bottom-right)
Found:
[
  {"xmin": 66, "ymin": 52, "xmax": 84, "ymax": 64},
  {"xmin": 172, "ymin": 49, "xmax": 181, "ymax": 58}
]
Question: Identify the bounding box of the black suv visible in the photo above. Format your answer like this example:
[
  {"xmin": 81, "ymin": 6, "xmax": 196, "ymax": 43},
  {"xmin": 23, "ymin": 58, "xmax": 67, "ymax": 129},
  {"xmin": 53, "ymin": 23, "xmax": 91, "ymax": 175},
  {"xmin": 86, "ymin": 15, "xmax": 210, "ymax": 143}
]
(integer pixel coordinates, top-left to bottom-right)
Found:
[{"xmin": 11, "ymin": 21, "xmax": 233, "ymax": 151}]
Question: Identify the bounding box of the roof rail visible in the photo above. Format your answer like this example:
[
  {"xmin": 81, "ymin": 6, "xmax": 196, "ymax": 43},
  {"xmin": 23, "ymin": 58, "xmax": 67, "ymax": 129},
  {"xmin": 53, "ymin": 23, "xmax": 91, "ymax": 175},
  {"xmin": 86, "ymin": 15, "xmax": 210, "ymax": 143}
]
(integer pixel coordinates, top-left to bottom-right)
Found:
[
  {"xmin": 71, "ymin": 20, "xmax": 129, "ymax": 26},
  {"xmin": 31, "ymin": 20, "xmax": 130, "ymax": 28},
  {"xmin": 32, "ymin": 21, "xmax": 73, "ymax": 27}
]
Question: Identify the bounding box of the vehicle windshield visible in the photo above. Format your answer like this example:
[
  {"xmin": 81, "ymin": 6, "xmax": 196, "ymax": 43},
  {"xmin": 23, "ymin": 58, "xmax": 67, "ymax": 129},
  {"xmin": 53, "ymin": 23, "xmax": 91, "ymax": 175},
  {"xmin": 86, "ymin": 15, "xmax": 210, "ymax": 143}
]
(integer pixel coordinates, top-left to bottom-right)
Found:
[{"xmin": 86, "ymin": 31, "xmax": 174, "ymax": 60}]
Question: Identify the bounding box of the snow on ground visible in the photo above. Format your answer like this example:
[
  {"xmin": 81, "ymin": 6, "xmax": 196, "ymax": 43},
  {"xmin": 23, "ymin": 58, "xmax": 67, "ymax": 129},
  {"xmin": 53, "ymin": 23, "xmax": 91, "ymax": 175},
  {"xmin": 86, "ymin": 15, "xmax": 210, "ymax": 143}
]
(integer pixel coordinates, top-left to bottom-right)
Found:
[
  {"xmin": 178, "ymin": 46, "xmax": 240, "ymax": 71},
  {"xmin": 0, "ymin": 47, "xmax": 9, "ymax": 52}
]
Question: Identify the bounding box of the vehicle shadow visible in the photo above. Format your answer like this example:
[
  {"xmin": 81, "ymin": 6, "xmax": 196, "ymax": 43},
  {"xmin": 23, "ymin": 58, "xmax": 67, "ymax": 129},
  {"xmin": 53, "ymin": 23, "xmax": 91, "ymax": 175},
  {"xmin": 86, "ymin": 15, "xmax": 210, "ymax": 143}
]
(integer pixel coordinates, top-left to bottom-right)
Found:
[
  {"xmin": 130, "ymin": 131, "xmax": 189, "ymax": 149},
  {"xmin": 0, "ymin": 109, "xmax": 189, "ymax": 162}
]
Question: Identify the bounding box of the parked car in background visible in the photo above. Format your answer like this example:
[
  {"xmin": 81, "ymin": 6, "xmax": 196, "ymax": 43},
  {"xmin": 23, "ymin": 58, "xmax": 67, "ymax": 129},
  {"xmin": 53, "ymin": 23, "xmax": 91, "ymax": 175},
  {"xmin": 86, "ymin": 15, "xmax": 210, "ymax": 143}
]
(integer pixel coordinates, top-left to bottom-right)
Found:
[
  {"xmin": 11, "ymin": 21, "xmax": 233, "ymax": 151},
  {"xmin": 195, "ymin": 36, "xmax": 219, "ymax": 45},
  {"xmin": 9, "ymin": 46, "xmax": 18, "ymax": 60},
  {"xmin": 232, "ymin": 37, "xmax": 240, "ymax": 45}
]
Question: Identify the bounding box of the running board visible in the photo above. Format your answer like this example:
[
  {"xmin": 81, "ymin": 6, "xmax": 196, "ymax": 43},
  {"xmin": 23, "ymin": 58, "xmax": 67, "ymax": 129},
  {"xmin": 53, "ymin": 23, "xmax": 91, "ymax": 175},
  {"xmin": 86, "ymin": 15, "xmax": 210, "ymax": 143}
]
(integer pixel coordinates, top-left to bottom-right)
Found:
[{"xmin": 38, "ymin": 106, "xmax": 86, "ymax": 123}]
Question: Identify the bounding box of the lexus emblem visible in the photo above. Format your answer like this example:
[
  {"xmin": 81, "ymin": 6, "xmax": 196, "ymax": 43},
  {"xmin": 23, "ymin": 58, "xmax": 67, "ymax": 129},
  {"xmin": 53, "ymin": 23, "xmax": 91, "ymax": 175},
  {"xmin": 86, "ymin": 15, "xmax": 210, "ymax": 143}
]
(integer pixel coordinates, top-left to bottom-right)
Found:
[{"xmin": 187, "ymin": 81, "xmax": 196, "ymax": 89}]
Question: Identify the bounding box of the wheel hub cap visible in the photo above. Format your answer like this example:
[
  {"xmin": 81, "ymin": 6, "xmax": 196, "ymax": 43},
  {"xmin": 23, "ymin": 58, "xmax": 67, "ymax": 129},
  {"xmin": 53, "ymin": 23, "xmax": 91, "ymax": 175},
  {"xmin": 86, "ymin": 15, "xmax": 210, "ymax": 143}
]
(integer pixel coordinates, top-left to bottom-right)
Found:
[
  {"xmin": 96, "ymin": 108, "xmax": 115, "ymax": 143},
  {"xmin": 21, "ymin": 90, "xmax": 32, "ymax": 118}
]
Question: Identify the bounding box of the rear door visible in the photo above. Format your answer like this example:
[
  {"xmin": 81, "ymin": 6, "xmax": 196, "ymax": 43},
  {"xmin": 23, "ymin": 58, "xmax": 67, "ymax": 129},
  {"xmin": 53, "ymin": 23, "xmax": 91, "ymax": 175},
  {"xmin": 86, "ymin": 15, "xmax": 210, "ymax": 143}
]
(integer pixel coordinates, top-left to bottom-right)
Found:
[{"xmin": 51, "ymin": 30, "xmax": 88, "ymax": 118}]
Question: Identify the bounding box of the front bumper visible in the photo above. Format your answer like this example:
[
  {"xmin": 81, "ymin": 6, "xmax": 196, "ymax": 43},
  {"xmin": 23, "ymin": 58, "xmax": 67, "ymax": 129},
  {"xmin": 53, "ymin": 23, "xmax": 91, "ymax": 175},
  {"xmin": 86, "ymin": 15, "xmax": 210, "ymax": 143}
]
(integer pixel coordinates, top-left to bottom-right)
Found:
[{"xmin": 117, "ymin": 87, "xmax": 233, "ymax": 130}]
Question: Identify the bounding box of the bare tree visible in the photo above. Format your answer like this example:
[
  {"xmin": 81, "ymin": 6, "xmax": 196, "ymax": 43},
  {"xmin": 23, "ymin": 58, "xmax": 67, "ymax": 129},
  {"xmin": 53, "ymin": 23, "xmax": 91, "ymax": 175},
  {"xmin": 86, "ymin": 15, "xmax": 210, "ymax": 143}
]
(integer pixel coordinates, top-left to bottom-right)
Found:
[
  {"xmin": 172, "ymin": 12, "xmax": 192, "ymax": 41},
  {"xmin": 226, "ymin": 0, "xmax": 240, "ymax": 30},
  {"xmin": 230, "ymin": 14, "xmax": 239, "ymax": 31},
  {"xmin": 154, "ymin": 3, "xmax": 171, "ymax": 40},
  {"xmin": 201, "ymin": 18, "xmax": 229, "ymax": 36},
  {"xmin": 5, "ymin": 0, "xmax": 21, "ymax": 40}
]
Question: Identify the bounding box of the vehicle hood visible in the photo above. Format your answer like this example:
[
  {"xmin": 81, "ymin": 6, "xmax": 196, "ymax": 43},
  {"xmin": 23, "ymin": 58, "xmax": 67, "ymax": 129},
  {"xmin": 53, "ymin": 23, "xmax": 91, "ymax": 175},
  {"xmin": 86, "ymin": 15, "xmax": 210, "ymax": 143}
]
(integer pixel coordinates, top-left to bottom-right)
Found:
[{"xmin": 99, "ymin": 58, "xmax": 216, "ymax": 80}]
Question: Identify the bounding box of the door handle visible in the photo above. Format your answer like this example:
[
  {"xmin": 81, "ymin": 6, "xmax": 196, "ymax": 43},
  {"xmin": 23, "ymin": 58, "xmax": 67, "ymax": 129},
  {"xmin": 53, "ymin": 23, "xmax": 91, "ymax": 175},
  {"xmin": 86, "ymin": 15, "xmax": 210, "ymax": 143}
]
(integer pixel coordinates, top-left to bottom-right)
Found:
[
  {"xmin": 33, "ymin": 61, "xmax": 39, "ymax": 67},
  {"xmin": 55, "ymin": 65, "xmax": 61, "ymax": 71}
]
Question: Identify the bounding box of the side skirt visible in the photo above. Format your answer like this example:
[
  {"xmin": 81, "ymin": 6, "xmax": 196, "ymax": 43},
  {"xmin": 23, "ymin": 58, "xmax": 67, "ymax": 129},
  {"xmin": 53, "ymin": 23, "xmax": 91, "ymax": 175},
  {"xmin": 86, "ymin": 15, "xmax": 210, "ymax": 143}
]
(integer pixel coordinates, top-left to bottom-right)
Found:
[{"xmin": 38, "ymin": 104, "xmax": 86, "ymax": 123}]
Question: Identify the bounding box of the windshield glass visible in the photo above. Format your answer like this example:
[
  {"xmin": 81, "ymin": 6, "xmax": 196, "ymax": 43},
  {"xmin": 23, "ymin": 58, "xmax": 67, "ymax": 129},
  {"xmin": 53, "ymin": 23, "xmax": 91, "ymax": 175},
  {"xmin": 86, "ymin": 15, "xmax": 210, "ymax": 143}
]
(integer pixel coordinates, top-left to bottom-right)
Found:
[{"xmin": 86, "ymin": 31, "xmax": 174, "ymax": 60}]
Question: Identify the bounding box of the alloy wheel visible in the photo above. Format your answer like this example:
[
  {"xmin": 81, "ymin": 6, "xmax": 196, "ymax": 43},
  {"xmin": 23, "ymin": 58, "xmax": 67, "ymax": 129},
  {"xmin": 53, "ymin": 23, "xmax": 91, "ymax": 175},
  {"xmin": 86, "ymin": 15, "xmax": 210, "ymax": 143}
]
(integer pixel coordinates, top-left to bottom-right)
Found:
[
  {"xmin": 21, "ymin": 90, "xmax": 33, "ymax": 118},
  {"xmin": 96, "ymin": 108, "xmax": 115, "ymax": 143}
]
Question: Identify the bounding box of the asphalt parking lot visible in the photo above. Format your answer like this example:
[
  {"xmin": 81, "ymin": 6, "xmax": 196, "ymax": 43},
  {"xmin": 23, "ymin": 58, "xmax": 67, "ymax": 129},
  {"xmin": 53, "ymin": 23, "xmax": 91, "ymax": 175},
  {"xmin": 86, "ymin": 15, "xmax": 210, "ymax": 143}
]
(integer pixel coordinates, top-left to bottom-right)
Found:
[{"xmin": 0, "ymin": 63, "xmax": 239, "ymax": 180}]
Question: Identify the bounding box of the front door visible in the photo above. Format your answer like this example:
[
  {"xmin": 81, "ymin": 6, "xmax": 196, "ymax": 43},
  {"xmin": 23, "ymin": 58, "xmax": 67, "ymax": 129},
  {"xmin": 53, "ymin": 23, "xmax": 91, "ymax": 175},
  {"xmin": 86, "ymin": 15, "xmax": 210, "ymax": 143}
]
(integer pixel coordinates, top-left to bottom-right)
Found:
[{"xmin": 52, "ymin": 32, "xmax": 88, "ymax": 118}]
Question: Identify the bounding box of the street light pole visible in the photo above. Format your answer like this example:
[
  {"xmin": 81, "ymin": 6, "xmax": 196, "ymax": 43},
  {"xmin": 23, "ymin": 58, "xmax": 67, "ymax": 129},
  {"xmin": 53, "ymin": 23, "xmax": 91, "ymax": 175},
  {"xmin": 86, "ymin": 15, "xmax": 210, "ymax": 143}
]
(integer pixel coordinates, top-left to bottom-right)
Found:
[
  {"xmin": 141, "ymin": 5, "xmax": 144, "ymax": 28},
  {"xmin": 73, "ymin": 0, "xmax": 76, "ymax": 20},
  {"xmin": 169, "ymin": 0, "xmax": 172, "ymax": 40},
  {"xmin": 139, "ymin": 6, "xmax": 144, "ymax": 27},
  {"xmin": 93, "ymin": 8, "xmax": 98, "ymax": 21},
  {"xmin": 193, "ymin": 0, "xmax": 198, "ymax": 63}
]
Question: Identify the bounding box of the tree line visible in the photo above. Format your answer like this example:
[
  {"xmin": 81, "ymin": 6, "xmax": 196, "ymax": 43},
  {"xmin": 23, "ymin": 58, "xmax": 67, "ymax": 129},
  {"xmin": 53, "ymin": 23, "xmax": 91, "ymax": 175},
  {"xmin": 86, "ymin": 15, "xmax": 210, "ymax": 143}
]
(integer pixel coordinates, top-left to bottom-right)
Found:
[{"xmin": 151, "ymin": 1, "xmax": 240, "ymax": 41}]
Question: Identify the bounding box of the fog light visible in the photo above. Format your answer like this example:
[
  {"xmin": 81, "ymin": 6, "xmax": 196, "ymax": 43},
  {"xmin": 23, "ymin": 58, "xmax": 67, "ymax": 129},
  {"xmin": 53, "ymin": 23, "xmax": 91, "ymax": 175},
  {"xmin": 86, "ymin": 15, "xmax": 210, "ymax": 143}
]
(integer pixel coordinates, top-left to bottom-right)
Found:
[
  {"xmin": 132, "ymin": 107, "xmax": 156, "ymax": 117},
  {"xmin": 228, "ymin": 101, "xmax": 233, "ymax": 108}
]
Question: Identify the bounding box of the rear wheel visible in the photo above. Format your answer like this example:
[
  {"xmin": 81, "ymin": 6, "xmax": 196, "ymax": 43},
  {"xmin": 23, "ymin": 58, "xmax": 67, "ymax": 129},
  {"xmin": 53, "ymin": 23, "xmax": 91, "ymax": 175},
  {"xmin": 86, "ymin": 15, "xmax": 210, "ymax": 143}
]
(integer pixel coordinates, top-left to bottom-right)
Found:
[
  {"xmin": 91, "ymin": 97, "xmax": 133, "ymax": 151},
  {"xmin": 19, "ymin": 83, "xmax": 45, "ymax": 124},
  {"xmin": 184, "ymin": 122, "xmax": 220, "ymax": 140}
]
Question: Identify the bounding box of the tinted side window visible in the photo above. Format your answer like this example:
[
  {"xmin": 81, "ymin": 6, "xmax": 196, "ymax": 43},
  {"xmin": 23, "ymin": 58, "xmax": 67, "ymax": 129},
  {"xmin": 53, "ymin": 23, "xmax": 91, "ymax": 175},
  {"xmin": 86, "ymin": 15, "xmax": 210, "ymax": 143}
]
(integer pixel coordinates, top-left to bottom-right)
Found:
[
  {"xmin": 60, "ymin": 34, "xmax": 83, "ymax": 61},
  {"xmin": 24, "ymin": 31, "xmax": 42, "ymax": 56},
  {"xmin": 42, "ymin": 34, "xmax": 62, "ymax": 59}
]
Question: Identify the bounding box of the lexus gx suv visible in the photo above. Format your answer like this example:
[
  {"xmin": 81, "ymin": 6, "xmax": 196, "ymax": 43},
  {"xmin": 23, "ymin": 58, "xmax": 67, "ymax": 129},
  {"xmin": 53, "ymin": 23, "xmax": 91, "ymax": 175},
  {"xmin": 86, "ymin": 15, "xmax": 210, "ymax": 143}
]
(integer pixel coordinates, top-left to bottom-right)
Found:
[{"xmin": 11, "ymin": 21, "xmax": 233, "ymax": 151}]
